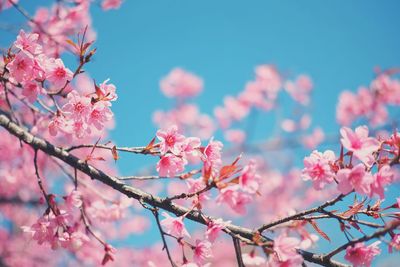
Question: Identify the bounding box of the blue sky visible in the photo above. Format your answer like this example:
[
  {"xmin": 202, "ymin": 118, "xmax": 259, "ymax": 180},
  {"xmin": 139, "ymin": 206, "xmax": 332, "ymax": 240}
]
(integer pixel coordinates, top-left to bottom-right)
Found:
[{"xmin": 1, "ymin": 0, "xmax": 399, "ymax": 265}]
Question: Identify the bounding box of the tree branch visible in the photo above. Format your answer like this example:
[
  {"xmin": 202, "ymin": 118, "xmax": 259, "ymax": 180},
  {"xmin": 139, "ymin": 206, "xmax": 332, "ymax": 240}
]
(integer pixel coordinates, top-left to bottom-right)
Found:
[
  {"xmin": 232, "ymin": 237, "xmax": 245, "ymax": 267},
  {"xmin": 0, "ymin": 111, "xmax": 351, "ymax": 267}
]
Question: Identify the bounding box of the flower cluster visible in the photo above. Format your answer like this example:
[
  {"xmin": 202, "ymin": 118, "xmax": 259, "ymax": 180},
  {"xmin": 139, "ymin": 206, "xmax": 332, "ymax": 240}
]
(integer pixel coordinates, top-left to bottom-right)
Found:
[
  {"xmin": 303, "ymin": 125, "xmax": 396, "ymax": 201},
  {"xmin": 49, "ymin": 79, "xmax": 117, "ymax": 139},
  {"xmin": 337, "ymin": 72, "xmax": 400, "ymax": 127}
]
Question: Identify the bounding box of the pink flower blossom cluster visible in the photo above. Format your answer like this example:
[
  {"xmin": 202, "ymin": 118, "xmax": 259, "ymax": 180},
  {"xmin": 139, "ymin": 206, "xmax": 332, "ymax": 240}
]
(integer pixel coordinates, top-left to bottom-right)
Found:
[
  {"xmin": 303, "ymin": 125, "xmax": 396, "ymax": 200},
  {"xmin": 6, "ymin": 30, "xmax": 72, "ymax": 98},
  {"xmin": 268, "ymin": 234, "xmax": 303, "ymax": 266},
  {"xmin": 160, "ymin": 68, "xmax": 203, "ymax": 99},
  {"xmin": 49, "ymin": 79, "xmax": 117, "ymax": 139},
  {"xmin": 345, "ymin": 241, "xmax": 381, "ymax": 267},
  {"xmin": 337, "ymin": 73, "xmax": 400, "ymax": 127}
]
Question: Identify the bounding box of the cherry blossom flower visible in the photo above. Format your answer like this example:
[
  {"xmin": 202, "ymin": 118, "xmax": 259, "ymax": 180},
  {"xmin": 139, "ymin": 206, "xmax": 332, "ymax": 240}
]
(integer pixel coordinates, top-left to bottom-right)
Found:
[
  {"xmin": 14, "ymin": 29, "xmax": 42, "ymax": 55},
  {"xmin": 7, "ymin": 51, "xmax": 36, "ymax": 83},
  {"xmin": 156, "ymin": 154, "xmax": 186, "ymax": 177},
  {"xmin": 181, "ymin": 137, "xmax": 202, "ymax": 161},
  {"xmin": 205, "ymin": 218, "xmax": 230, "ymax": 242},
  {"xmin": 242, "ymin": 251, "xmax": 266, "ymax": 266},
  {"xmin": 301, "ymin": 127, "xmax": 325, "ymax": 150},
  {"xmin": 160, "ymin": 68, "xmax": 203, "ymax": 98},
  {"xmin": 284, "ymin": 75, "xmax": 313, "ymax": 105},
  {"xmin": 255, "ymin": 65, "xmax": 281, "ymax": 97},
  {"xmin": 239, "ymin": 159, "xmax": 261, "ymax": 194},
  {"xmin": 22, "ymin": 217, "xmax": 56, "ymax": 245},
  {"xmin": 216, "ymin": 185, "xmax": 252, "ymax": 214},
  {"xmin": 59, "ymin": 231, "xmax": 90, "ymax": 251},
  {"xmin": 48, "ymin": 114, "xmax": 67, "ymax": 136},
  {"xmin": 202, "ymin": 138, "xmax": 223, "ymax": 169},
  {"xmin": 336, "ymin": 91, "xmax": 360, "ymax": 126},
  {"xmin": 337, "ymin": 163, "xmax": 374, "ymax": 195},
  {"xmin": 186, "ymin": 178, "xmax": 210, "ymax": 204},
  {"xmin": 62, "ymin": 91, "xmax": 91, "ymax": 119},
  {"xmin": 64, "ymin": 190, "xmax": 83, "ymax": 210},
  {"xmin": 101, "ymin": 0, "xmax": 123, "ymax": 10},
  {"xmin": 340, "ymin": 126, "xmax": 380, "ymax": 164},
  {"xmin": 88, "ymin": 101, "xmax": 113, "ymax": 131},
  {"xmin": 156, "ymin": 125, "xmax": 186, "ymax": 155},
  {"xmin": 160, "ymin": 212, "xmax": 190, "ymax": 238},
  {"xmin": 21, "ymin": 81, "xmax": 43, "ymax": 103},
  {"xmin": 193, "ymin": 239, "xmax": 212, "ymax": 264},
  {"xmin": 369, "ymin": 165, "xmax": 394, "ymax": 199},
  {"xmin": 224, "ymin": 129, "xmax": 246, "ymax": 144},
  {"xmin": 344, "ymin": 241, "xmax": 381, "ymax": 267},
  {"xmin": 46, "ymin": 58, "xmax": 73, "ymax": 88},
  {"xmin": 223, "ymin": 96, "xmax": 250, "ymax": 121},
  {"xmin": 302, "ymin": 150, "xmax": 336, "ymax": 190},
  {"xmin": 273, "ymin": 234, "xmax": 301, "ymax": 262},
  {"xmin": 97, "ymin": 79, "xmax": 118, "ymax": 101}
]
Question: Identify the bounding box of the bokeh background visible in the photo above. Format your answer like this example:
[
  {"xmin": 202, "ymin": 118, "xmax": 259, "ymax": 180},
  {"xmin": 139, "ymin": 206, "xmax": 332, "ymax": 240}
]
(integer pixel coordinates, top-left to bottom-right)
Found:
[{"xmin": 1, "ymin": 0, "xmax": 399, "ymax": 266}]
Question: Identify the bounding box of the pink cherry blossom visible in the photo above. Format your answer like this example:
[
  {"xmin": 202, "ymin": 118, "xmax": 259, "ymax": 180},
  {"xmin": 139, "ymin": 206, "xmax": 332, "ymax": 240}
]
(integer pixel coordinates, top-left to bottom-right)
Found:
[
  {"xmin": 181, "ymin": 137, "xmax": 202, "ymax": 161},
  {"xmin": 186, "ymin": 178, "xmax": 210, "ymax": 204},
  {"xmin": 156, "ymin": 125, "xmax": 186, "ymax": 155},
  {"xmin": 369, "ymin": 165, "xmax": 394, "ymax": 199},
  {"xmin": 273, "ymin": 234, "xmax": 301, "ymax": 262},
  {"xmin": 87, "ymin": 101, "xmax": 113, "ymax": 131},
  {"xmin": 98, "ymin": 79, "xmax": 118, "ymax": 101},
  {"xmin": 337, "ymin": 163, "xmax": 374, "ymax": 195},
  {"xmin": 101, "ymin": 0, "xmax": 123, "ymax": 10},
  {"xmin": 223, "ymin": 96, "xmax": 250, "ymax": 121},
  {"xmin": 59, "ymin": 231, "xmax": 90, "ymax": 251},
  {"xmin": 255, "ymin": 65, "xmax": 282, "ymax": 97},
  {"xmin": 301, "ymin": 127, "xmax": 325, "ymax": 150},
  {"xmin": 62, "ymin": 91, "xmax": 91, "ymax": 119},
  {"xmin": 340, "ymin": 126, "xmax": 380, "ymax": 164},
  {"xmin": 216, "ymin": 185, "xmax": 252, "ymax": 214},
  {"xmin": 239, "ymin": 159, "xmax": 261, "ymax": 194},
  {"xmin": 7, "ymin": 51, "xmax": 36, "ymax": 83},
  {"xmin": 64, "ymin": 190, "xmax": 83, "ymax": 210},
  {"xmin": 46, "ymin": 58, "xmax": 73, "ymax": 88},
  {"xmin": 242, "ymin": 251, "xmax": 266, "ymax": 266},
  {"xmin": 344, "ymin": 241, "xmax": 381, "ymax": 267},
  {"xmin": 14, "ymin": 29, "xmax": 42, "ymax": 55},
  {"xmin": 336, "ymin": 91, "xmax": 360, "ymax": 126},
  {"xmin": 302, "ymin": 150, "xmax": 336, "ymax": 190},
  {"xmin": 224, "ymin": 129, "xmax": 246, "ymax": 144},
  {"xmin": 205, "ymin": 218, "xmax": 230, "ymax": 243},
  {"xmin": 193, "ymin": 239, "xmax": 212, "ymax": 264},
  {"xmin": 22, "ymin": 216, "xmax": 56, "ymax": 245},
  {"xmin": 160, "ymin": 68, "xmax": 203, "ymax": 98},
  {"xmin": 21, "ymin": 81, "xmax": 43, "ymax": 103},
  {"xmin": 156, "ymin": 154, "xmax": 186, "ymax": 177},
  {"xmin": 284, "ymin": 75, "xmax": 313, "ymax": 105},
  {"xmin": 160, "ymin": 212, "xmax": 190, "ymax": 238},
  {"xmin": 202, "ymin": 138, "xmax": 223, "ymax": 169}
]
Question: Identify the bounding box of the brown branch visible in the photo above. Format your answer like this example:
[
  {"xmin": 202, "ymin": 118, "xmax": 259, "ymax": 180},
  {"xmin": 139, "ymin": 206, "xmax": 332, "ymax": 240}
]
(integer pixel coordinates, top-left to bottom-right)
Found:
[
  {"xmin": 151, "ymin": 208, "xmax": 177, "ymax": 267},
  {"xmin": 257, "ymin": 193, "xmax": 348, "ymax": 233},
  {"xmin": 0, "ymin": 111, "xmax": 350, "ymax": 267},
  {"xmin": 232, "ymin": 237, "xmax": 245, "ymax": 267},
  {"xmin": 66, "ymin": 143, "xmax": 159, "ymax": 155},
  {"xmin": 324, "ymin": 219, "xmax": 400, "ymax": 260},
  {"xmin": 0, "ymin": 197, "xmax": 40, "ymax": 205},
  {"xmin": 117, "ymin": 169, "xmax": 201, "ymax": 181}
]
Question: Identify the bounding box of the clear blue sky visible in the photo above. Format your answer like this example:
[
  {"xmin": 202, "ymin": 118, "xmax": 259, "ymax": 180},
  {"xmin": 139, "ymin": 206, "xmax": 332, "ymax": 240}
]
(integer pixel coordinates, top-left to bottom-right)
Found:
[{"xmin": 1, "ymin": 0, "xmax": 399, "ymax": 265}]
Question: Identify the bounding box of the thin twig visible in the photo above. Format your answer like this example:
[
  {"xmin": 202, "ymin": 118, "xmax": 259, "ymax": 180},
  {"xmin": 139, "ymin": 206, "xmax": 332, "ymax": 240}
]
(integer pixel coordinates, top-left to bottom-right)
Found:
[
  {"xmin": 324, "ymin": 219, "xmax": 400, "ymax": 260},
  {"xmin": 232, "ymin": 237, "xmax": 245, "ymax": 267}
]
